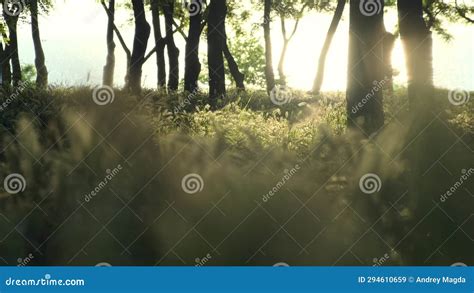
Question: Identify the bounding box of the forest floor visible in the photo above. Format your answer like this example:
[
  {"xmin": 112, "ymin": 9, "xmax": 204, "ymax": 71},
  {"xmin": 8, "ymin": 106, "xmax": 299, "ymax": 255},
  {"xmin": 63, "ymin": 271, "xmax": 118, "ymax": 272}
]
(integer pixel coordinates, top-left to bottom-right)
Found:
[{"xmin": 0, "ymin": 85, "xmax": 472, "ymax": 266}]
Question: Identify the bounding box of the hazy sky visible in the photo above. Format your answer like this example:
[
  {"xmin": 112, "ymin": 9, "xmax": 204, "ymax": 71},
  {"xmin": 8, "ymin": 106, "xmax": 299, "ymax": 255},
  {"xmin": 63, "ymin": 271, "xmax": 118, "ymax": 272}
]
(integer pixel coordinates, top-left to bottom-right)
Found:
[{"xmin": 15, "ymin": 0, "xmax": 474, "ymax": 91}]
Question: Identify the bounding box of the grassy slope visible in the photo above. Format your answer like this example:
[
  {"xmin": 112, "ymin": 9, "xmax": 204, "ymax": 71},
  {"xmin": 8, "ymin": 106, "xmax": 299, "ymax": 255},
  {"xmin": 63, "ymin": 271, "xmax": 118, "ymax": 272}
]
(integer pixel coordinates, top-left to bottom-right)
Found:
[{"xmin": 0, "ymin": 85, "xmax": 472, "ymax": 266}]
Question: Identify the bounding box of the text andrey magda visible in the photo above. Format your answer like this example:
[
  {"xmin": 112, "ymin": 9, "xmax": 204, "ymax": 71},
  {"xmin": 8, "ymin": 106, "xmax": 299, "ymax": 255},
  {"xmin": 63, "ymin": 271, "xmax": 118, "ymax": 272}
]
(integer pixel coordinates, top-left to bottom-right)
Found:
[{"xmin": 415, "ymin": 276, "xmax": 466, "ymax": 285}]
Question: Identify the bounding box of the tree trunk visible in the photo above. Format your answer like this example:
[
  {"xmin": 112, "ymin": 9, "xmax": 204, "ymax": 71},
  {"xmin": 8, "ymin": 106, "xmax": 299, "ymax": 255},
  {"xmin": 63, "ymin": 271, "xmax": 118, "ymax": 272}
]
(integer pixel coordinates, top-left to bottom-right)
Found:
[
  {"xmin": 163, "ymin": 1, "xmax": 179, "ymax": 91},
  {"xmin": 128, "ymin": 0, "xmax": 151, "ymax": 94},
  {"xmin": 207, "ymin": 0, "xmax": 227, "ymax": 105},
  {"xmin": 263, "ymin": 0, "xmax": 275, "ymax": 93},
  {"xmin": 30, "ymin": 0, "xmax": 48, "ymax": 88},
  {"xmin": 184, "ymin": 0, "xmax": 203, "ymax": 93},
  {"xmin": 102, "ymin": 0, "xmax": 115, "ymax": 87},
  {"xmin": 398, "ymin": 0, "xmax": 433, "ymax": 109},
  {"xmin": 0, "ymin": 41, "xmax": 11, "ymax": 87},
  {"xmin": 312, "ymin": 0, "xmax": 346, "ymax": 93},
  {"xmin": 277, "ymin": 17, "xmax": 289, "ymax": 85},
  {"xmin": 4, "ymin": 12, "xmax": 21, "ymax": 86},
  {"xmin": 346, "ymin": 0, "xmax": 385, "ymax": 135},
  {"xmin": 223, "ymin": 42, "xmax": 245, "ymax": 90},
  {"xmin": 151, "ymin": 0, "xmax": 167, "ymax": 89}
]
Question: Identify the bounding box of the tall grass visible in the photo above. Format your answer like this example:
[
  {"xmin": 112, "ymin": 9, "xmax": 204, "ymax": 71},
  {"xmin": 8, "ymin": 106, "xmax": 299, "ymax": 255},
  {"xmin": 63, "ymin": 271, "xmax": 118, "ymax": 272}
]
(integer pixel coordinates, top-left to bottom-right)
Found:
[{"xmin": 0, "ymin": 85, "xmax": 472, "ymax": 266}]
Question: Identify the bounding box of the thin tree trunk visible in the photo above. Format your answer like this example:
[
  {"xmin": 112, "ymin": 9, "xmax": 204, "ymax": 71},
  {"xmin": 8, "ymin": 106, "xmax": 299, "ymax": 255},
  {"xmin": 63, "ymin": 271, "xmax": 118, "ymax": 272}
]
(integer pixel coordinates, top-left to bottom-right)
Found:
[
  {"xmin": 151, "ymin": 0, "xmax": 167, "ymax": 89},
  {"xmin": 128, "ymin": 0, "xmax": 151, "ymax": 94},
  {"xmin": 101, "ymin": 1, "xmax": 131, "ymax": 85},
  {"xmin": 184, "ymin": 0, "xmax": 203, "ymax": 93},
  {"xmin": 223, "ymin": 42, "xmax": 245, "ymax": 90},
  {"xmin": 263, "ymin": 0, "xmax": 275, "ymax": 92},
  {"xmin": 398, "ymin": 0, "xmax": 433, "ymax": 109},
  {"xmin": 312, "ymin": 0, "xmax": 346, "ymax": 93},
  {"xmin": 163, "ymin": 1, "xmax": 179, "ymax": 91},
  {"xmin": 102, "ymin": 0, "xmax": 115, "ymax": 87},
  {"xmin": 30, "ymin": 0, "xmax": 48, "ymax": 88},
  {"xmin": 0, "ymin": 41, "xmax": 11, "ymax": 87},
  {"xmin": 346, "ymin": 0, "xmax": 385, "ymax": 135},
  {"xmin": 208, "ymin": 0, "xmax": 227, "ymax": 106},
  {"xmin": 4, "ymin": 12, "xmax": 21, "ymax": 86}
]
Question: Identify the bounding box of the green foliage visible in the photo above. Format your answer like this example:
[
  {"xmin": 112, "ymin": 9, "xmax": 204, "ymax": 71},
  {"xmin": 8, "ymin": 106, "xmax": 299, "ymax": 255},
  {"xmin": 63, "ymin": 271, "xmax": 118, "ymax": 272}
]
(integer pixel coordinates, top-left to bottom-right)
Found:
[{"xmin": 0, "ymin": 85, "xmax": 472, "ymax": 265}]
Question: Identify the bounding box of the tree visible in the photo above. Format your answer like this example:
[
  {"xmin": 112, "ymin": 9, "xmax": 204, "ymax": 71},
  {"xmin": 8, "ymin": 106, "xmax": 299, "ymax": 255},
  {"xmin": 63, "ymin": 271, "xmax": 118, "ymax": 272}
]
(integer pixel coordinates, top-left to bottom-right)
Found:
[
  {"xmin": 346, "ymin": 0, "xmax": 385, "ymax": 135},
  {"xmin": 102, "ymin": 0, "xmax": 115, "ymax": 86},
  {"xmin": 3, "ymin": 1, "xmax": 22, "ymax": 86},
  {"xmin": 263, "ymin": 0, "xmax": 275, "ymax": 92},
  {"xmin": 184, "ymin": 0, "xmax": 204, "ymax": 92},
  {"xmin": 163, "ymin": 0, "xmax": 180, "ymax": 91},
  {"xmin": 207, "ymin": 0, "xmax": 227, "ymax": 105},
  {"xmin": 150, "ymin": 0, "xmax": 167, "ymax": 89},
  {"xmin": 128, "ymin": 0, "xmax": 151, "ymax": 94},
  {"xmin": 398, "ymin": 0, "xmax": 433, "ymax": 108},
  {"xmin": 312, "ymin": 0, "xmax": 346, "ymax": 94},
  {"xmin": 0, "ymin": 24, "xmax": 11, "ymax": 86}
]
